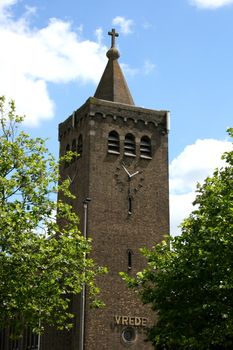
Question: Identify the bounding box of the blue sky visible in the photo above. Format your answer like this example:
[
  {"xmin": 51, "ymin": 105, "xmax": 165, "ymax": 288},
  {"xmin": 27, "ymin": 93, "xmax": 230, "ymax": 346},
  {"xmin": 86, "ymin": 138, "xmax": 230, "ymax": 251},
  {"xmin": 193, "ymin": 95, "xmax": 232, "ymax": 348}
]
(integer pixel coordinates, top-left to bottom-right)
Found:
[{"xmin": 0, "ymin": 0, "xmax": 232, "ymax": 235}]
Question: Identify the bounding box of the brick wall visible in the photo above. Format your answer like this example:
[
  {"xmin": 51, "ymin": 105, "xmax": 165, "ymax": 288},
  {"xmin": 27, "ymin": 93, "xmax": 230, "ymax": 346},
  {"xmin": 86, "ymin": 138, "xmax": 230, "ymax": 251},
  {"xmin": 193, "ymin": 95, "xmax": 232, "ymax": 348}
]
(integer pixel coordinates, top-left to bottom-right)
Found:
[{"xmin": 42, "ymin": 97, "xmax": 169, "ymax": 350}]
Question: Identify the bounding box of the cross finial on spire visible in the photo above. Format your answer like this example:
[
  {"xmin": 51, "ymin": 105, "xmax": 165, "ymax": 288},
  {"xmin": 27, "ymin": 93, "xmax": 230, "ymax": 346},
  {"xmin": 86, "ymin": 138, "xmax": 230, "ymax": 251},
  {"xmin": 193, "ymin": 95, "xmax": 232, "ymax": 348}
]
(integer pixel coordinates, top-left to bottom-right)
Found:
[{"xmin": 108, "ymin": 28, "xmax": 119, "ymax": 48}]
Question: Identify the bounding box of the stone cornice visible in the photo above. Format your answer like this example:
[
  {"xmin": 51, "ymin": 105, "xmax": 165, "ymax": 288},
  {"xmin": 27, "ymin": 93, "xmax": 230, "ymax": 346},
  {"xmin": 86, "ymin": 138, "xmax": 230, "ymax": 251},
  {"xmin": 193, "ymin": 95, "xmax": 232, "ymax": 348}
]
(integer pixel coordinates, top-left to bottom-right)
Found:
[{"xmin": 58, "ymin": 97, "xmax": 169, "ymax": 140}]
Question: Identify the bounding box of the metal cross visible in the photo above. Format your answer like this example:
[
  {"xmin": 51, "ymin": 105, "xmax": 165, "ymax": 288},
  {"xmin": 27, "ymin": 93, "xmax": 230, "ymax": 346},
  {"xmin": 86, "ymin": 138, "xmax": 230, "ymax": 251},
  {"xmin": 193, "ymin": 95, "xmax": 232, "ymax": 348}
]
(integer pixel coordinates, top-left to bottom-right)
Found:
[{"xmin": 108, "ymin": 28, "xmax": 119, "ymax": 48}]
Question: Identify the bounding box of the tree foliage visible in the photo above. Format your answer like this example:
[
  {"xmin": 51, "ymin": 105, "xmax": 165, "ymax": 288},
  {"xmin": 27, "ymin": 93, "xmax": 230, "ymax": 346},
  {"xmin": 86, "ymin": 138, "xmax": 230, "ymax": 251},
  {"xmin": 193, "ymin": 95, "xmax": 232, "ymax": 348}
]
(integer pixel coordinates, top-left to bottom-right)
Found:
[
  {"xmin": 122, "ymin": 128, "xmax": 233, "ymax": 349},
  {"xmin": 0, "ymin": 96, "xmax": 105, "ymax": 335}
]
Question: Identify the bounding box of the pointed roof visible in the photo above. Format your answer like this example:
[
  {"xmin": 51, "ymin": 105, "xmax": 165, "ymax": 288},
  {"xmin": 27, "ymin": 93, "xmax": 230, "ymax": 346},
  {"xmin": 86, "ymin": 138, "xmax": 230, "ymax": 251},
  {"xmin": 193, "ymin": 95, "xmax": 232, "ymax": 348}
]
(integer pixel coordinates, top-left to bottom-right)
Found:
[{"xmin": 94, "ymin": 29, "xmax": 134, "ymax": 106}]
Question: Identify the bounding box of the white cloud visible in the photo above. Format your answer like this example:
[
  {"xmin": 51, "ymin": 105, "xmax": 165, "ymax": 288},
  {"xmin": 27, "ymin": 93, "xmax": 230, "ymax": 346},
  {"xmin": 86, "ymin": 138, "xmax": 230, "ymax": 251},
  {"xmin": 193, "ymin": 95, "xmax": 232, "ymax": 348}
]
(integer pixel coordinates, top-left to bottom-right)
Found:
[
  {"xmin": 142, "ymin": 21, "xmax": 152, "ymax": 30},
  {"xmin": 121, "ymin": 60, "xmax": 156, "ymax": 78},
  {"xmin": 0, "ymin": 0, "xmax": 15, "ymax": 23},
  {"xmin": 95, "ymin": 27, "xmax": 104, "ymax": 45},
  {"xmin": 170, "ymin": 138, "xmax": 232, "ymax": 236},
  {"xmin": 0, "ymin": 2, "xmax": 107, "ymax": 126},
  {"xmin": 170, "ymin": 192, "xmax": 197, "ymax": 237},
  {"xmin": 190, "ymin": 0, "xmax": 233, "ymax": 9},
  {"xmin": 143, "ymin": 60, "xmax": 156, "ymax": 75},
  {"xmin": 170, "ymin": 138, "xmax": 231, "ymax": 194},
  {"xmin": 112, "ymin": 16, "xmax": 134, "ymax": 35},
  {"xmin": 0, "ymin": 0, "xmax": 16, "ymax": 12},
  {"xmin": 121, "ymin": 63, "xmax": 139, "ymax": 77}
]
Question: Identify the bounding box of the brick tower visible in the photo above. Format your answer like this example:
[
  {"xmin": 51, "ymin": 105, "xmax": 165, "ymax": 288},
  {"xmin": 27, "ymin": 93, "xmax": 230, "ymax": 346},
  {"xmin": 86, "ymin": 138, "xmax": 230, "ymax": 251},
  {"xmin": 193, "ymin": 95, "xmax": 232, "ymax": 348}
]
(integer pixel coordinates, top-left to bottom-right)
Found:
[{"xmin": 43, "ymin": 29, "xmax": 169, "ymax": 350}]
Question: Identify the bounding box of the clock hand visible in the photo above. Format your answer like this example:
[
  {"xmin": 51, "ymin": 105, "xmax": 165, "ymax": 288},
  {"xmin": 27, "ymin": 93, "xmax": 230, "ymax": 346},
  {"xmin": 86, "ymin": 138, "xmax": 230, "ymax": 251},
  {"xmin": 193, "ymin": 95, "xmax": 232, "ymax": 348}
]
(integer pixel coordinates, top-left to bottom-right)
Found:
[
  {"xmin": 121, "ymin": 164, "xmax": 131, "ymax": 177},
  {"xmin": 130, "ymin": 170, "xmax": 140, "ymax": 178}
]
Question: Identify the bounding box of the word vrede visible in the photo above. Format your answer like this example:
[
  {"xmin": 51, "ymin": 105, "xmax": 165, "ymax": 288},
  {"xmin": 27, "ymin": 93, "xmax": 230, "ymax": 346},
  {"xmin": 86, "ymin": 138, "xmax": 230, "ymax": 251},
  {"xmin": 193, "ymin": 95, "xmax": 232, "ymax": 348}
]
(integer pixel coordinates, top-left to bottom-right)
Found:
[{"xmin": 114, "ymin": 315, "xmax": 148, "ymax": 327}]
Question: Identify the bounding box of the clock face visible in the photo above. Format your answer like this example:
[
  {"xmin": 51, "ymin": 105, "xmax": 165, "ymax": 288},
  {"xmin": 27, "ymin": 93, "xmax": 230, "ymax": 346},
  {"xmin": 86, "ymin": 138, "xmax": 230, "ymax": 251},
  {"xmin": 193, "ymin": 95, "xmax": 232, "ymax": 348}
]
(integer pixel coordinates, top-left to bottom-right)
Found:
[{"xmin": 114, "ymin": 160, "xmax": 145, "ymax": 196}]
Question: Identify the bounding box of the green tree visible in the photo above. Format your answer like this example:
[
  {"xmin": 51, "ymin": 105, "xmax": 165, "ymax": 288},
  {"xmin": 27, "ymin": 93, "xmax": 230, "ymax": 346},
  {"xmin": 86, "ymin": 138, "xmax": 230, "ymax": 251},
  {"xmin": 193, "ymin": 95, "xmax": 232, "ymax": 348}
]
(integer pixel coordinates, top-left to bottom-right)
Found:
[
  {"xmin": 0, "ymin": 96, "xmax": 105, "ymax": 336},
  {"xmin": 122, "ymin": 129, "xmax": 233, "ymax": 349}
]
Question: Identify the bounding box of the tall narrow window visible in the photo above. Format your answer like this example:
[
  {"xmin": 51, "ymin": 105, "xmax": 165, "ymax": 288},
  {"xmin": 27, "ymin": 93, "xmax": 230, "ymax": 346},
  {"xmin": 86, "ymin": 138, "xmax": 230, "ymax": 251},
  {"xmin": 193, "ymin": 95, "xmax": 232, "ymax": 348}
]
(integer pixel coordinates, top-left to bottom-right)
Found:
[
  {"xmin": 128, "ymin": 196, "xmax": 132, "ymax": 215},
  {"xmin": 77, "ymin": 134, "xmax": 83, "ymax": 158},
  {"xmin": 108, "ymin": 131, "xmax": 120, "ymax": 154},
  {"xmin": 140, "ymin": 136, "xmax": 152, "ymax": 159},
  {"xmin": 124, "ymin": 133, "xmax": 136, "ymax": 156},
  {"xmin": 127, "ymin": 249, "xmax": 133, "ymax": 270}
]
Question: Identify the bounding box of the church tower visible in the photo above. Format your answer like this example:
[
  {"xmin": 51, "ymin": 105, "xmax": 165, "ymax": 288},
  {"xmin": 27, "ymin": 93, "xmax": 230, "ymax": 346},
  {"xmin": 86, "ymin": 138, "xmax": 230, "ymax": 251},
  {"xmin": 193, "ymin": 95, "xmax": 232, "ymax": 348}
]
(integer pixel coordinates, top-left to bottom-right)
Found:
[{"xmin": 47, "ymin": 29, "xmax": 169, "ymax": 349}]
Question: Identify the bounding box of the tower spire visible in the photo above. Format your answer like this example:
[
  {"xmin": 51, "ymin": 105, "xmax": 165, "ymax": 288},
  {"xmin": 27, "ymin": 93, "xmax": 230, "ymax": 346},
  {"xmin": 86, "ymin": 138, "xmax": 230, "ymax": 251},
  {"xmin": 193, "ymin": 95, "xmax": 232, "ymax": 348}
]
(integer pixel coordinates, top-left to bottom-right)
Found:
[{"xmin": 94, "ymin": 28, "xmax": 134, "ymax": 105}]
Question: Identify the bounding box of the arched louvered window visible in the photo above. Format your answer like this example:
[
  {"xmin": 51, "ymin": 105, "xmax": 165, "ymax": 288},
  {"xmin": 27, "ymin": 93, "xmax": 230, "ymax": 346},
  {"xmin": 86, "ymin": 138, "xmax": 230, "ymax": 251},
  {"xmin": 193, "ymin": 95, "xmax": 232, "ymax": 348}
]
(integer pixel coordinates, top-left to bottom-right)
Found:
[
  {"xmin": 108, "ymin": 131, "xmax": 120, "ymax": 154},
  {"xmin": 65, "ymin": 144, "xmax": 70, "ymax": 168},
  {"xmin": 124, "ymin": 133, "xmax": 136, "ymax": 156},
  {"xmin": 140, "ymin": 136, "xmax": 152, "ymax": 159},
  {"xmin": 77, "ymin": 135, "xmax": 83, "ymax": 157}
]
